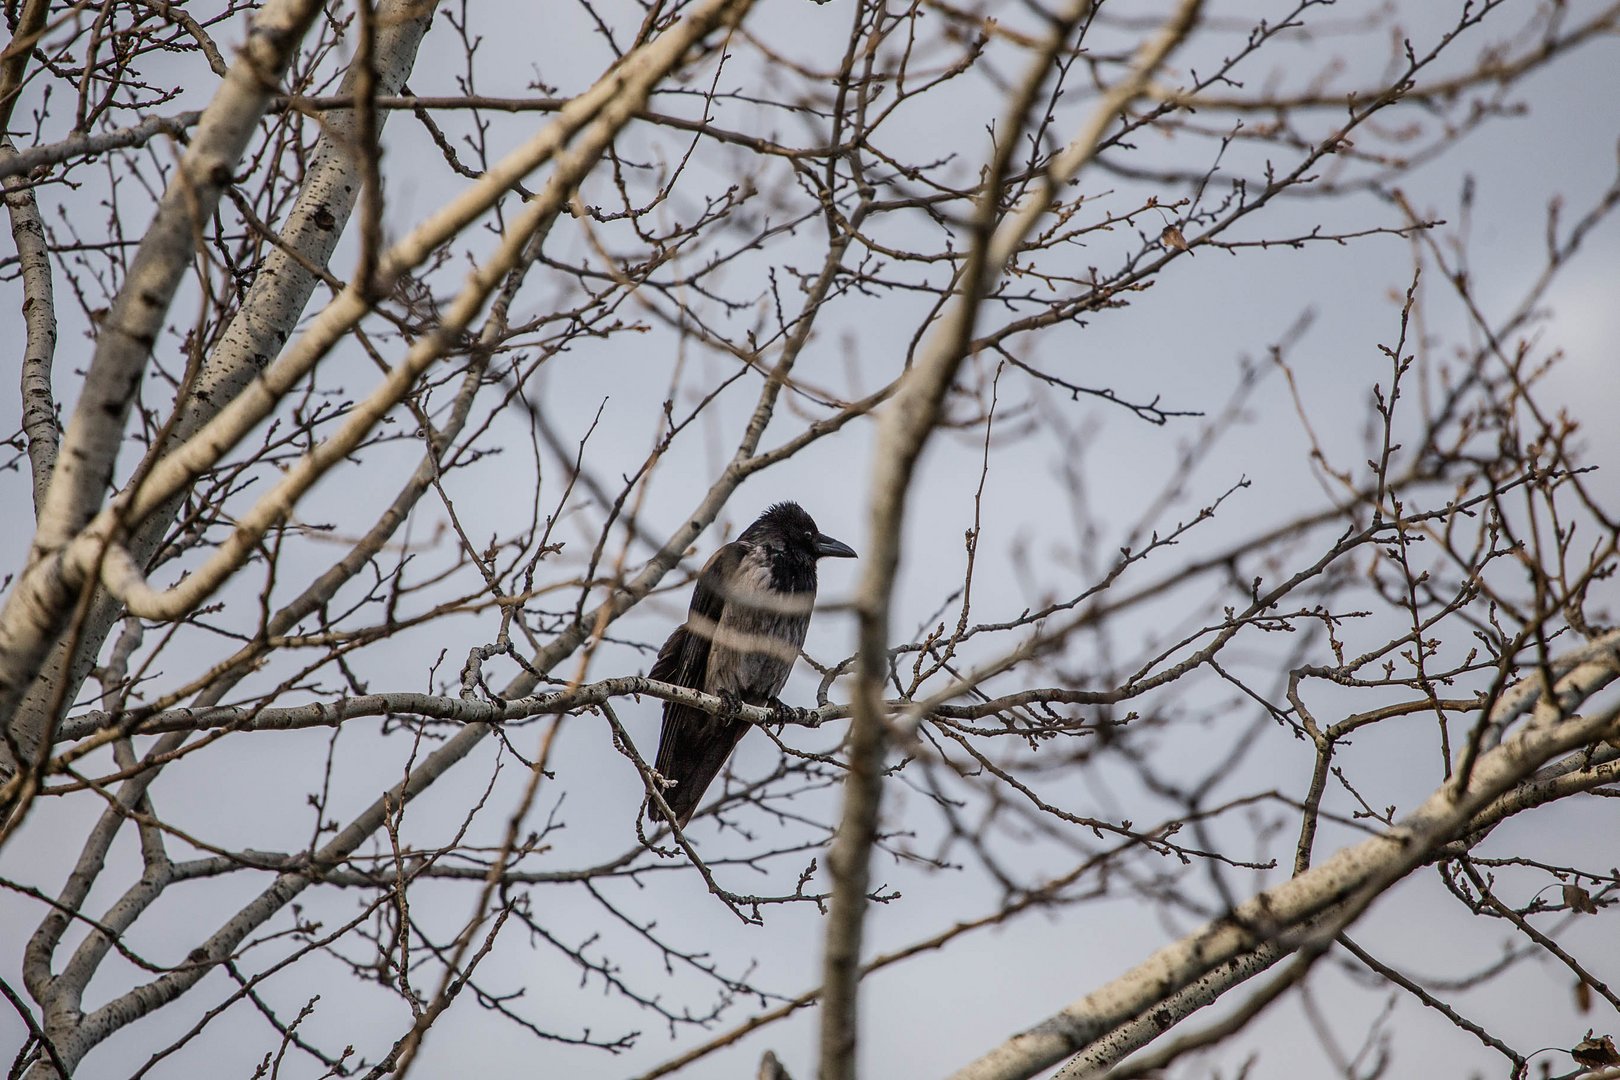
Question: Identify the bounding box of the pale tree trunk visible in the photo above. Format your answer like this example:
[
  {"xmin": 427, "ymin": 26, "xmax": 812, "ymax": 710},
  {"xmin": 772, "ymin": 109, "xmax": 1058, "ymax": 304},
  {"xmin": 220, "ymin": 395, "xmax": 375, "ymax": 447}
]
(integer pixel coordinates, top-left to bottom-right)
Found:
[
  {"xmin": 0, "ymin": 0, "xmax": 328, "ymax": 774},
  {"xmin": 12, "ymin": 1, "xmax": 762, "ymax": 1072},
  {"xmin": 949, "ymin": 633, "xmax": 1620, "ymax": 1080},
  {"xmin": 820, "ymin": 3, "xmax": 1205, "ymax": 1075},
  {"xmin": 0, "ymin": 0, "xmax": 436, "ymax": 797}
]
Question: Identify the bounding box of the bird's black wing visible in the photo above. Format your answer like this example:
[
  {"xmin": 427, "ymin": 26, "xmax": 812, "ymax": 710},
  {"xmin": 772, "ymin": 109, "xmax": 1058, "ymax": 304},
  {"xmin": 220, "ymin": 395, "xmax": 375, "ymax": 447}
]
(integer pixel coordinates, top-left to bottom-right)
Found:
[{"xmin": 650, "ymin": 542, "xmax": 749, "ymax": 826}]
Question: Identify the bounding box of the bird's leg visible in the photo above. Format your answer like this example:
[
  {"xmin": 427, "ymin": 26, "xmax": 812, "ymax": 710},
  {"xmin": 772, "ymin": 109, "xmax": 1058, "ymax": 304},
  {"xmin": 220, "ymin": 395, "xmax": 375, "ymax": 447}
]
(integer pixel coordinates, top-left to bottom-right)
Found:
[
  {"xmin": 716, "ymin": 689, "xmax": 744, "ymax": 723},
  {"xmin": 768, "ymin": 697, "xmax": 821, "ymax": 729}
]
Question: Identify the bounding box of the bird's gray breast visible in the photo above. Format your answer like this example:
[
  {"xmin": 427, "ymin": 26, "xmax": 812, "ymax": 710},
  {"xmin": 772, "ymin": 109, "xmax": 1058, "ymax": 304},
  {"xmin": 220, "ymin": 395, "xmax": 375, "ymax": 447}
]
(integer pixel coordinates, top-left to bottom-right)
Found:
[{"xmin": 703, "ymin": 552, "xmax": 813, "ymax": 701}]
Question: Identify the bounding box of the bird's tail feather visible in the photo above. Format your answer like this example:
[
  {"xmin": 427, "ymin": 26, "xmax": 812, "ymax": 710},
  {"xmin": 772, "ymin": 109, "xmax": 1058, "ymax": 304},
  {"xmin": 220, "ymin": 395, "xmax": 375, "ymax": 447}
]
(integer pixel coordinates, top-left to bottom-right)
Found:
[{"xmin": 653, "ymin": 705, "xmax": 748, "ymax": 827}]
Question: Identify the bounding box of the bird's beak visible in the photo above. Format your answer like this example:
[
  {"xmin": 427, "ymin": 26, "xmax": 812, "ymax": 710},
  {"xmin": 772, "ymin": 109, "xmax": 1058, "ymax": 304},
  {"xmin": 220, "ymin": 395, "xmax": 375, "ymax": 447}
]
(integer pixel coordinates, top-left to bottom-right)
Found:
[{"xmin": 814, "ymin": 533, "xmax": 857, "ymax": 559}]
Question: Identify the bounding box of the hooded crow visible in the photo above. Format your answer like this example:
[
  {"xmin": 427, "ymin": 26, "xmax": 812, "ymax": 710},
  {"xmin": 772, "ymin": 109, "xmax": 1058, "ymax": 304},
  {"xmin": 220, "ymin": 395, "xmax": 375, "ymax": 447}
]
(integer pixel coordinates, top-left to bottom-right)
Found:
[{"xmin": 648, "ymin": 502, "xmax": 856, "ymax": 827}]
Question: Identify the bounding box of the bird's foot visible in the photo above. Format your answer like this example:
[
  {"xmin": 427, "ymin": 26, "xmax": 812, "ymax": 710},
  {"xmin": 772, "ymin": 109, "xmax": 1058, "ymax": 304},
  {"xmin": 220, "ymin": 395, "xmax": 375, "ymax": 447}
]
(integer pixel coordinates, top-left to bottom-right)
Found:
[
  {"xmin": 717, "ymin": 690, "xmax": 744, "ymax": 722},
  {"xmin": 768, "ymin": 697, "xmax": 821, "ymax": 728}
]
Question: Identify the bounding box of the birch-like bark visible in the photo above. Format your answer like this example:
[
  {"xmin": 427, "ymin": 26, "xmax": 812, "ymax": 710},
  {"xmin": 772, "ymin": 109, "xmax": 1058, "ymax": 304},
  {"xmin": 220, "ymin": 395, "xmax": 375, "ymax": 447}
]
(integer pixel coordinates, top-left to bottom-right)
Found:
[
  {"xmin": 25, "ymin": 0, "xmax": 324, "ymax": 557},
  {"xmin": 1048, "ymin": 941, "xmax": 1296, "ymax": 1080},
  {"xmin": 13, "ymin": 0, "xmax": 746, "ymax": 620},
  {"xmin": 0, "ymin": 0, "xmax": 329, "ymax": 758},
  {"xmin": 15, "ymin": 3, "xmax": 757, "ymax": 1071},
  {"xmin": 95, "ymin": 0, "xmax": 743, "ymax": 621},
  {"xmin": 15, "ymin": 4, "xmax": 442, "ymax": 1045},
  {"xmin": 2, "ymin": 0, "xmax": 767, "ymax": 792},
  {"xmin": 818, "ymin": 5, "xmax": 1204, "ymax": 1077},
  {"xmin": 3, "ymin": 138, "xmax": 58, "ymax": 514},
  {"xmin": 0, "ymin": 0, "xmax": 437, "ymax": 789},
  {"xmin": 946, "ymin": 633, "xmax": 1620, "ymax": 1080},
  {"xmin": 1049, "ymin": 737, "xmax": 1620, "ymax": 1080}
]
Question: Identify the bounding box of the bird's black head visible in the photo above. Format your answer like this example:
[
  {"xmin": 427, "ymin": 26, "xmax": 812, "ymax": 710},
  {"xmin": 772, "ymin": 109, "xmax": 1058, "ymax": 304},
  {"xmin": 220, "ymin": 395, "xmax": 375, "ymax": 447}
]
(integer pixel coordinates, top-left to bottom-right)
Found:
[{"xmin": 740, "ymin": 502, "xmax": 858, "ymax": 569}]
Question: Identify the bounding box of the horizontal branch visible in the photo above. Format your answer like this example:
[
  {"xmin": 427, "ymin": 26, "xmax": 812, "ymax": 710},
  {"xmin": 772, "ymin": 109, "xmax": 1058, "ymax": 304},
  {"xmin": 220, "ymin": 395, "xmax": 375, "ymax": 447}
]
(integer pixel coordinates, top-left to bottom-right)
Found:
[
  {"xmin": 55, "ymin": 677, "xmax": 808, "ymax": 741},
  {"xmin": 54, "ymin": 673, "xmax": 1136, "ymax": 746}
]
